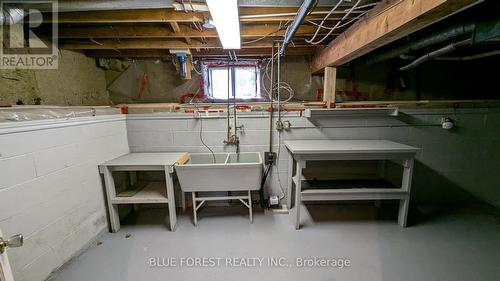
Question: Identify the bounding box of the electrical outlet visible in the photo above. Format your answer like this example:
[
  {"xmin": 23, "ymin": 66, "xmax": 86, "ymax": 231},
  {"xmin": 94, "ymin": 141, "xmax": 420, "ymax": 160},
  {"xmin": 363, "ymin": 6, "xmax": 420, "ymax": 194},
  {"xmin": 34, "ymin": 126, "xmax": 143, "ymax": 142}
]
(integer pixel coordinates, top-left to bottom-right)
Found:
[
  {"xmin": 283, "ymin": 120, "xmax": 291, "ymax": 130},
  {"xmin": 269, "ymin": 195, "xmax": 279, "ymax": 206},
  {"xmin": 276, "ymin": 120, "xmax": 284, "ymax": 131},
  {"xmin": 264, "ymin": 152, "xmax": 276, "ymax": 165}
]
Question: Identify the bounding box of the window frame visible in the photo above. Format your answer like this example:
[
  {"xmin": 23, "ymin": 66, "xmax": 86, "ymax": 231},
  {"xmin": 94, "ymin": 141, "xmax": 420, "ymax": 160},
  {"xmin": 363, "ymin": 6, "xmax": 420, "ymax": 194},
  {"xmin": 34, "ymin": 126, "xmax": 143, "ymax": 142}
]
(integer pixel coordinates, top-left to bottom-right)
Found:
[{"xmin": 203, "ymin": 61, "xmax": 262, "ymax": 102}]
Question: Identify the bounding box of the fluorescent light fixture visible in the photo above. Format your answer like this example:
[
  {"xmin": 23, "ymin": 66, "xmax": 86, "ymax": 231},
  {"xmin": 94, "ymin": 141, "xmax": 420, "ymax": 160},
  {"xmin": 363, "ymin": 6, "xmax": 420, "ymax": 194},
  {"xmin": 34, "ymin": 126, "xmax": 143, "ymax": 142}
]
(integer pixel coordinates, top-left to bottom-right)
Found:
[{"xmin": 206, "ymin": 0, "xmax": 241, "ymax": 49}]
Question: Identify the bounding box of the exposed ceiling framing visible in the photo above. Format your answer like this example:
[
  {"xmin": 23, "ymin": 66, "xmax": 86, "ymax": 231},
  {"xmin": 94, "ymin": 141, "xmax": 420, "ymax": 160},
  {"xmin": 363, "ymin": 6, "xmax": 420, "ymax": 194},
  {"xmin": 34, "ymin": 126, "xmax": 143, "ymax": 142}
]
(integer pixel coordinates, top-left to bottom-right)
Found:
[
  {"xmin": 46, "ymin": 2, "xmax": 379, "ymax": 58},
  {"xmin": 38, "ymin": 0, "xmax": 487, "ymax": 69},
  {"xmin": 311, "ymin": 0, "xmax": 484, "ymax": 73}
]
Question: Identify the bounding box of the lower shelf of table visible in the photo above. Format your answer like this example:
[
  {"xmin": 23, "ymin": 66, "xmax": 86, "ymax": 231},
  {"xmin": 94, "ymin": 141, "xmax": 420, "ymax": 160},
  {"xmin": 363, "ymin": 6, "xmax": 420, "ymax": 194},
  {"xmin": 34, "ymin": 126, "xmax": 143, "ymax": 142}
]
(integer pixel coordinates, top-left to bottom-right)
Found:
[
  {"xmin": 295, "ymin": 179, "xmax": 409, "ymax": 201},
  {"xmin": 111, "ymin": 182, "xmax": 170, "ymax": 204}
]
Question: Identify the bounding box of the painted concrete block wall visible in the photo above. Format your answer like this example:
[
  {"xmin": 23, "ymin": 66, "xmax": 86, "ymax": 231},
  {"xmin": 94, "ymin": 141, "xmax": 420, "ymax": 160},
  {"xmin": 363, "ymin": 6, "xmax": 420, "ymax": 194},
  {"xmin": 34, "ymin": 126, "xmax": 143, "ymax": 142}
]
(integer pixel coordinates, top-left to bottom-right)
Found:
[
  {"xmin": 0, "ymin": 116, "xmax": 129, "ymax": 281},
  {"xmin": 127, "ymin": 109, "xmax": 500, "ymax": 209}
]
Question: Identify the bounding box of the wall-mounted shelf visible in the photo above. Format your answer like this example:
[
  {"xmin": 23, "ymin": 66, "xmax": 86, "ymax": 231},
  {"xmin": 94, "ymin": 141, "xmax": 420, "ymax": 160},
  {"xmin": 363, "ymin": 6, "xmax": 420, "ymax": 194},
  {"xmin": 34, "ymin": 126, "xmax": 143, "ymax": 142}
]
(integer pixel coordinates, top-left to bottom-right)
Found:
[{"xmin": 304, "ymin": 108, "xmax": 399, "ymax": 118}]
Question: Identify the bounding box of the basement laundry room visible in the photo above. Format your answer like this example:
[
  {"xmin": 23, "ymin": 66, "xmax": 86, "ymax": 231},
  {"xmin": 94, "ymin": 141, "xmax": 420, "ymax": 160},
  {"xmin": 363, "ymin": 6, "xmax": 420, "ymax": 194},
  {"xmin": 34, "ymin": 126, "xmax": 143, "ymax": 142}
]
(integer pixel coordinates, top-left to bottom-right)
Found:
[{"xmin": 0, "ymin": 0, "xmax": 499, "ymax": 281}]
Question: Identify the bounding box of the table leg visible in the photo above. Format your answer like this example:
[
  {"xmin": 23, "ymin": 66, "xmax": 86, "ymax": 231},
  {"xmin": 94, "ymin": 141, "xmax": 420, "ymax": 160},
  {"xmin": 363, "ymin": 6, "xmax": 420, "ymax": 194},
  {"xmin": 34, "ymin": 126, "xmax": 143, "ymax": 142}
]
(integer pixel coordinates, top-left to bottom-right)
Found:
[
  {"xmin": 103, "ymin": 167, "xmax": 120, "ymax": 233},
  {"xmin": 181, "ymin": 192, "xmax": 186, "ymax": 212},
  {"xmin": 129, "ymin": 171, "xmax": 137, "ymax": 186},
  {"xmin": 398, "ymin": 158, "xmax": 414, "ymax": 227},
  {"xmin": 248, "ymin": 190, "xmax": 253, "ymax": 223},
  {"xmin": 286, "ymin": 152, "xmax": 294, "ymax": 209},
  {"xmin": 294, "ymin": 160, "xmax": 304, "ymax": 230},
  {"xmin": 164, "ymin": 167, "xmax": 177, "ymax": 231},
  {"xmin": 192, "ymin": 192, "xmax": 198, "ymax": 226}
]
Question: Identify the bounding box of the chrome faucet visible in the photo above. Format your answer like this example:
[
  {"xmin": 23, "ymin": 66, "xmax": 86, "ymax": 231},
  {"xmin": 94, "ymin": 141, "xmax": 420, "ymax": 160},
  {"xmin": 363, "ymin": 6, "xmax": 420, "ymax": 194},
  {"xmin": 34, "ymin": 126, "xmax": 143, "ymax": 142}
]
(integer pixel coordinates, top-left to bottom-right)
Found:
[{"xmin": 224, "ymin": 124, "xmax": 244, "ymax": 154}]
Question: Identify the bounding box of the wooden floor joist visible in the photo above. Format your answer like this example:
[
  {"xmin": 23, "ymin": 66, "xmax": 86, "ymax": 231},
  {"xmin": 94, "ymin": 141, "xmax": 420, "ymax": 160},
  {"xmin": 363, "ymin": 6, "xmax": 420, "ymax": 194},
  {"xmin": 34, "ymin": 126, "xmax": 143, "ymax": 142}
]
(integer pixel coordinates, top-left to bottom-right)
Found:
[
  {"xmin": 44, "ymin": 7, "xmax": 365, "ymax": 24},
  {"xmin": 54, "ymin": 24, "xmax": 335, "ymax": 39},
  {"xmin": 311, "ymin": 0, "xmax": 483, "ymax": 73},
  {"xmin": 46, "ymin": 9, "xmax": 205, "ymax": 23},
  {"xmin": 84, "ymin": 47, "xmax": 316, "ymax": 58},
  {"xmin": 61, "ymin": 38, "xmax": 320, "ymax": 50}
]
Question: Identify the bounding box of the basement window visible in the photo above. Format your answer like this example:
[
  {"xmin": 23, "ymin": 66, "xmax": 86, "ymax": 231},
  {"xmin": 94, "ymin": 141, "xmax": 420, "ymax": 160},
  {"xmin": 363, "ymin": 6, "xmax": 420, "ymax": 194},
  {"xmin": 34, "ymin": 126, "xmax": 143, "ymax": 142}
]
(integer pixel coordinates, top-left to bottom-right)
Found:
[{"xmin": 203, "ymin": 61, "xmax": 261, "ymax": 101}]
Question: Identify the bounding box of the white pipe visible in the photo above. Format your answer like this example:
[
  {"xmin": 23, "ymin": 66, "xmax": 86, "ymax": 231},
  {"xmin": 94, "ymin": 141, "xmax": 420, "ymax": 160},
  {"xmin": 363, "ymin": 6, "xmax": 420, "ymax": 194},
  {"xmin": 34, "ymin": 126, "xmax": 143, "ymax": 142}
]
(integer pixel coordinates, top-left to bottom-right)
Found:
[
  {"xmin": 239, "ymin": 10, "xmax": 365, "ymax": 19},
  {"xmin": 0, "ymin": 7, "xmax": 24, "ymax": 25},
  {"xmin": 434, "ymin": 50, "xmax": 500, "ymax": 61},
  {"xmin": 399, "ymin": 38, "xmax": 472, "ymax": 71}
]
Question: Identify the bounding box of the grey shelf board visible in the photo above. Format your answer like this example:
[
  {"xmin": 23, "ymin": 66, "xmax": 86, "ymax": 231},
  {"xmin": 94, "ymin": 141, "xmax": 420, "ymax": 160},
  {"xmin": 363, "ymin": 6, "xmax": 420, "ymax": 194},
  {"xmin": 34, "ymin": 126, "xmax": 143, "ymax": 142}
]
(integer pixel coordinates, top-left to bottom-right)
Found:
[
  {"xmin": 111, "ymin": 182, "xmax": 169, "ymax": 204},
  {"xmin": 304, "ymin": 108, "xmax": 399, "ymax": 118}
]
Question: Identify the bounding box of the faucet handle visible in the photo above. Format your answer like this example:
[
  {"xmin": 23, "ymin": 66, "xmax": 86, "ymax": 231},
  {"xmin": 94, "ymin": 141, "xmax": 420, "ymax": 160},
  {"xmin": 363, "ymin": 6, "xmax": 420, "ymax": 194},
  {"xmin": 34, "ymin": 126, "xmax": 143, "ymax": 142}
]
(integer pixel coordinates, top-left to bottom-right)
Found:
[
  {"xmin": 0, "ymin": 233, "xmax": 23, "ymax": 253},
  {"xmin": 7, "ymin": 234, "xmax": 23, "ymax": 247}
]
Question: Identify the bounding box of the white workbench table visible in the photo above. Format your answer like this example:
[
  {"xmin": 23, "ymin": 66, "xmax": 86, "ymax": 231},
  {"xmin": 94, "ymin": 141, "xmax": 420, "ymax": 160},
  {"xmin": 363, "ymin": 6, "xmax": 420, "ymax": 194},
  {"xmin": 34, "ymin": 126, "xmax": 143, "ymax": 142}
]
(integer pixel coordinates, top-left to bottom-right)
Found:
[
  {"xmin": 284, "ymin": 140, "xmax": 419, "ymax": 229},
  {"xmin": 99, "ymin": 152, "xmax": 187, "ymax": 232}
]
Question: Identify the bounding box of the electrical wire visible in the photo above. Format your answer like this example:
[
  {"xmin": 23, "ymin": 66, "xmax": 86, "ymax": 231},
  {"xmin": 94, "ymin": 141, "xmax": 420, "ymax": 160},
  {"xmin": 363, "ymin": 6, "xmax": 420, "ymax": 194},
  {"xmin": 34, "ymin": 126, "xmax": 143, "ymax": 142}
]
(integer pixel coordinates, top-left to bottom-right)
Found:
[
  {"xmin": 306, "ymin": 0, "xmax": 362, "ymax": 45},
  {"xmin": 242, "ymin": 20, "xmax": 292, "ymax": 45},
  {"xmin": 198, "ymin": 112, "xmax": 216, "ymax": 163},
  {"xmin": 305, "ymin": 2, "xmax": 377, "ymax": 31},
  {"xmin": 191, "ymin": 58, "xmax": 202, "ymax": 75},
  {"xmin": 305, "ymin": 0, "xmax": 344, "ymax": 43},
  {"xmin": 261, "ymin": 53, "xmax": 295, "ymax": 103},
  {"xmin": 274, "ymin": 129, "xmax": 286, "ymax": 200}
]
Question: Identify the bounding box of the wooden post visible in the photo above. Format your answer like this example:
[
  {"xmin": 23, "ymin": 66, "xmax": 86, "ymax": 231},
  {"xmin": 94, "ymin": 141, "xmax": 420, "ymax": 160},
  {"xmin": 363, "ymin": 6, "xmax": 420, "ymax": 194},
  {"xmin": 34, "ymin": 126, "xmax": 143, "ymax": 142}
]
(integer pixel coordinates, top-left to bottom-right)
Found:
[{"xmin": 323, "ymin": 67, "xmax": 337, "ymax": 108}]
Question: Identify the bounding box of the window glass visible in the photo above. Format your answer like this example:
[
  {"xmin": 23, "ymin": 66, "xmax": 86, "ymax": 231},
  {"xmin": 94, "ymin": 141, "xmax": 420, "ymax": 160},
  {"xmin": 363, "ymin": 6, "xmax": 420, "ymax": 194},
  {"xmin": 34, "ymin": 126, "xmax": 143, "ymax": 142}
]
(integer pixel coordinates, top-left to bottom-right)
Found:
[
  {"xmin": 210, "ymin": 68, "xmax": 232, "ymax": 99},
  {"xmin": 206, "ymin": 64, "xmax": 260, "ymax": 100}
]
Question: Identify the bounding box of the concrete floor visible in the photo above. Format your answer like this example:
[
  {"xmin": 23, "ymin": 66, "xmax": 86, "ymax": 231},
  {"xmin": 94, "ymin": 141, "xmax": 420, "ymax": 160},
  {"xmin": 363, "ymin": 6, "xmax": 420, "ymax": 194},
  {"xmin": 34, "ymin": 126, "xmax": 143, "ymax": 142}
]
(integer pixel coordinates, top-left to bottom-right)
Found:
[{"xmin": 50, "ymin": 203, "xmax": 500, "ymax": 281}]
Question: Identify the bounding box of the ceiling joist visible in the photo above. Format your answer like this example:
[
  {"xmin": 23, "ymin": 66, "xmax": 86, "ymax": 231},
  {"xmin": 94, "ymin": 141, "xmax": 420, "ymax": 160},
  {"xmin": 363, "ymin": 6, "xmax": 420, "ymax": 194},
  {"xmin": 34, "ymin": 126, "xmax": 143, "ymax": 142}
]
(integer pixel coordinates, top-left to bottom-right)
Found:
[
  {"xmin": 84, "ymin": 47, "xmax": 316, "ymax": 58},
  {"xmin": 54, "ymin": 24, "xmax": 336, "ymax": 39},
  {"xmin": 60, "ymin": 38, "xmax": 320, "ymax": 50},
  {"xmin": 311, "ymin": 0, "xmax": 483, "ymax": 73},
  {"xmin": 46, "ymin": 7, "xmax": 366, "ymax": 24}
]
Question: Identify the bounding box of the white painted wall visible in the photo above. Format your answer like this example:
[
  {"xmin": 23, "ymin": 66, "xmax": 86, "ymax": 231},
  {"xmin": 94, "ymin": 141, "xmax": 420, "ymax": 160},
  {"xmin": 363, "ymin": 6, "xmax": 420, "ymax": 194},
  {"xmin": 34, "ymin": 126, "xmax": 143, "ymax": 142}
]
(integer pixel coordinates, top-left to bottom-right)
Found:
[
  {"xmin": 127, "ymin": 108, "xmax": 500, "ymax": 209},
  {"xmin": 0, "ymin": 116, "xmax": 129, "ymax": 281},
  {"xmin": 0, "ymin": 108, "xmax": 498, "ymax": 281}
]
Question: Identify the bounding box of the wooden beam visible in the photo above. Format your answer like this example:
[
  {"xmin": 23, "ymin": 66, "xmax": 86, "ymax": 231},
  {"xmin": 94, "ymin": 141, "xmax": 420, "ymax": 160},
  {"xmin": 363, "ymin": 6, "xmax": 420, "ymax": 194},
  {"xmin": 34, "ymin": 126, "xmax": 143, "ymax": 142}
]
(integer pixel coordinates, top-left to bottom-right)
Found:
[
  {"xmin": 60, "ymin": 38, "xmax": 320, "ymax": 50},
  {"xmin": 238, "ymin": 6, "xmax": 365, "ymax": 22},
  {"xmin": 47, "ymin": 9, "xmax": 206, "ymax": 23},
  {"xmin": 191, "ymin": 47, "xmax": 318, "ymax": 57},
  {"xmin": 54, "ymin": 24, "xmax": 332, "ymax": 39},
  {"xmin": 185, "ymin": 56, "xmax": 193, "ymax": 80},
  {"xmin": 169, "ymin": 22, "xmax": 181, "ymax": 33},
  {"xmin": 311, "ymin": 0, "xmax": 482, "ymax": 73},
  {"xmin": 84, "ymin": 47, "xmax": 317, "ymax": 58},
  {"xmin": 45, "ymin": 7, "xmax": 363, "ymax": 24},
  {"xmin": 323, "ymin": 67, "xmax": 337, "ymax": 108},
  {"xmin": 168, "ymin": 21, "xmax": 192, "ymax": 45},
  {"xmin": 85, "ymin": 49, "xmax": 172, "ymax": 58},
  {"xmin": 62, "ymin": 39, "xmax": 217, "ymax": 49}
]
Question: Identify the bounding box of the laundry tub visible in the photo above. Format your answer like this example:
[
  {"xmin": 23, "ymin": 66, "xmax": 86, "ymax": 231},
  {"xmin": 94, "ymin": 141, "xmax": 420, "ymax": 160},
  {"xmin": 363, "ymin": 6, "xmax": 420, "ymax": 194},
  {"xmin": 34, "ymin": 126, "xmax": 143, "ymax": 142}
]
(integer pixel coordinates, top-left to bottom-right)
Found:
[{"xmin": 175, "ymin": 152, "xmax": 262, "ymax": 225}]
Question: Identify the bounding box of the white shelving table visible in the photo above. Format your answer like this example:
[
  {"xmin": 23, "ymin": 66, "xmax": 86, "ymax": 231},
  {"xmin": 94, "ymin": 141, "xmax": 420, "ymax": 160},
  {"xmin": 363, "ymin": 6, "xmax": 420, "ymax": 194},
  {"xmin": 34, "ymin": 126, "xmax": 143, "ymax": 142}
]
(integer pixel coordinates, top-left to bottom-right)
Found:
[
  {"xmin": 99, "ymin": 152, "xmax": 187, "ymax": 232},
  {"xmin": 285, "ymin": 140, "xmax": 419, "ymax": 229}
]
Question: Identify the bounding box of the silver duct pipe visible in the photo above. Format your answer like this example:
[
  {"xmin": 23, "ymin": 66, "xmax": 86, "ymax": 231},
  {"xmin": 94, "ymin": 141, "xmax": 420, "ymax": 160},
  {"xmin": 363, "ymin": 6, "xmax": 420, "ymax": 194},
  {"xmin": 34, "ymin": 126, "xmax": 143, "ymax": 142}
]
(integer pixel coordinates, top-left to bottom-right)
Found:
[
  {"xmin": 399, "ymin": 38, "xmax": 472, "ymax": 71},
  {"xmin": 279, "ymin": 0, "xmax": 316, "ymax": 56},
  {"xmin": 0, "ymin": 7, "xmax": 25, "ymax": 25}
]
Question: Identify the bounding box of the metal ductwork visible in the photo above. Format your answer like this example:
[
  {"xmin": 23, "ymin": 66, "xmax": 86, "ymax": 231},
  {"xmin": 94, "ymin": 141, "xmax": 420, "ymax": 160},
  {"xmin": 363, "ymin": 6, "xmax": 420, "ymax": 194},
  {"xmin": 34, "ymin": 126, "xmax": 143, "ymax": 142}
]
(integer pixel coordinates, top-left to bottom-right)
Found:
[
  {"xmin": 279, "ymin": 0, "xmax": 316, "ymax": 56},
  {"xmin": 0, "ymin": 7, "xmax": 24, "ymax": 25}
]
